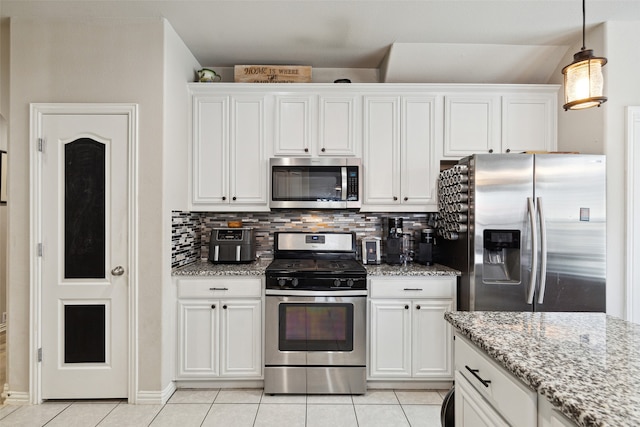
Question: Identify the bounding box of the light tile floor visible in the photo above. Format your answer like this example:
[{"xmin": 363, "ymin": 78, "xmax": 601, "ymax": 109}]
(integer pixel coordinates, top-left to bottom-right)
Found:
[{"xmin": 0, "ymin": 389, "xmax": 447, "ymax": 427}]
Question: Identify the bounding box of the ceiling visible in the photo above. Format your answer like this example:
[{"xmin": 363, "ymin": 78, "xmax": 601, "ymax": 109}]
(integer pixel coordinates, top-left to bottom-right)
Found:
[{"xmin": 3, "ymin": 0, "xmax": 640, "ymax": 83}]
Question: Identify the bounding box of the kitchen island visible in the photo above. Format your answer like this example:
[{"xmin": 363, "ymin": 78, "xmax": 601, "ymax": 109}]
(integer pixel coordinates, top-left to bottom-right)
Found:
[{"xmin": 445, "ymin": 311, "xmax": 640, "ymax": 426}]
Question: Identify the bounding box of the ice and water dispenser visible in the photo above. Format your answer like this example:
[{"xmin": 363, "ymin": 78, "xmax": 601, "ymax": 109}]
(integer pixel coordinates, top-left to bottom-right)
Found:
[{"xmin": 482, "ymin": 230, "xmax": 521, "ymax": 284}]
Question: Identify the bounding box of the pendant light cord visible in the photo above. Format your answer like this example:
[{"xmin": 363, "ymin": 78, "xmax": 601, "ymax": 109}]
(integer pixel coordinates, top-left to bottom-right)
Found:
[{"xmin": 581, "ymin": 0, "xmax": 586, "ymax": 51}]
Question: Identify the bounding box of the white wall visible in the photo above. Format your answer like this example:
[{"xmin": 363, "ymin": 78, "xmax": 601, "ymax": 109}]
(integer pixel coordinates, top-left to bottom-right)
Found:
[
  {"xmin": 162, "ymin": 20, "xmax": 200, "ymax": 394},
  {"xmin": 552, "ymin": 22, "xmax": 640, "ymax": 319},
  {"xmin": 602, "ymin": 21, "xmax": 640, "ymax": 320},
  {"xmin": 8, "ymin": 16, "xmax": 166, "ymax": 398}
]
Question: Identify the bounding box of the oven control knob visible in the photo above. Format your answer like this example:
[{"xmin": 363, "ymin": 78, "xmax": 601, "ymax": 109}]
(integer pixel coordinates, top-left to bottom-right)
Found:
[
  {"xmin": 278, "ymin": 278, "xmax": 286, "ymax": 287},
  {"xmin": 334, "ymin": 279, "xmax": 341, "ymax": 287},
  {"xmin": 347, "ymin": 279, "xmax": 354, "ymax": 288},
  {"xmin": 291, "ymin": 278, "xmax": 299, "ymax": 287}
]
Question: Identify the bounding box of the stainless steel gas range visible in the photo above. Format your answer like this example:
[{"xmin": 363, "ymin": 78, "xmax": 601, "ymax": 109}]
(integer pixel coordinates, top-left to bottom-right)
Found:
[{"xmin": 264, "ymin": 232, "xmax": 367, "ymax": 394}]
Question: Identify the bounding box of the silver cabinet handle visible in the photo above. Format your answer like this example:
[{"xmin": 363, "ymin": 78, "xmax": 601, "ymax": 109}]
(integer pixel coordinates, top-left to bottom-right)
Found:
[
  {"xmin": 403, "ymin": 288, "xmax": 423, "ymax": 291},
  {"xmin": 111, "ymin": 266, "xmax": 125, "ymax": 276},
  {"xmin": 209, "ymin": 287, "xmax": 229, "ymax": 291}
]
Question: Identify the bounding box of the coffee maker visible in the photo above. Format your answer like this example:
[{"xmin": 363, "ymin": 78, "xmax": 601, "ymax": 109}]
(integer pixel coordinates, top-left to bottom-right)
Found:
[
  {"xmin": 416, "ymin": 227, "xmax": 436, "ymax": 266},
  {"xmin": 384, "ymin": 217, "xmax": 404, "ymax": 265}
]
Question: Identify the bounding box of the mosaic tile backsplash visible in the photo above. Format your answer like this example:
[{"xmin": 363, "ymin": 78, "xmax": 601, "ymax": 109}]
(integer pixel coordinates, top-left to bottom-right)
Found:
[{"xmin": 171, "ymin": 210, "xmax": 437, "ymax": 268}]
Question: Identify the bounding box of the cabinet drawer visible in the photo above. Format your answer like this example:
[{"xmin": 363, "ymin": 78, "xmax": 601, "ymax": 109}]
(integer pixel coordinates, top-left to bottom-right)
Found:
[
  {"xmin": 455, "ymin": 335, "xmax": 536, "ymax": 427},
  {"xmin": 177, "ymin": 278, "xmax": 262, "ymax": 298},
  {"xmin": 369, "ymin": 277, "xmax": 455, "ymax": 299}
]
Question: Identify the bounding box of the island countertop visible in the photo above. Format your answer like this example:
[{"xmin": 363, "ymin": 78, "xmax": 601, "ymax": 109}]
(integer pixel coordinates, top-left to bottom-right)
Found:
[{"xmin": 445, "ymin": 311, "xmax": 640, "ymax": 427}]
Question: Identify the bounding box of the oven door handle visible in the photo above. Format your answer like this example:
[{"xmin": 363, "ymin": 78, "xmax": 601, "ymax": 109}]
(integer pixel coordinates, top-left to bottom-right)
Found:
[{"xmin": 265, "ymin": 289, "xmax": 367, "ymax": 297}]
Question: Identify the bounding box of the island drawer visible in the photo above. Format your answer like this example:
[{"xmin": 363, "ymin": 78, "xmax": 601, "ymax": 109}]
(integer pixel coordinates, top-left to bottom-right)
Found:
[
  {"xmin": 369, "ymin": 277, "xmax": 455, "ymax": 299},
  {"xmin": 177, "ymin": 277, "xmax": 262, "ymax": 298},
  {"xmin": 455, "ymin": 335, "xmax": 537, "ymax": 427}
]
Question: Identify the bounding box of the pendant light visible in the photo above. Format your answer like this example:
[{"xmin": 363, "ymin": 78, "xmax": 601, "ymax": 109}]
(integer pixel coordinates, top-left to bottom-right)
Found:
[{"xmin": 562, "ymin": 0, "xmax": 607, "ymax": 111}]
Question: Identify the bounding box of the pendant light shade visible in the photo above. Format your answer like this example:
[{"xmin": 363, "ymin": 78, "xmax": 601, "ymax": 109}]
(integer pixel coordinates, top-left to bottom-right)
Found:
[{"xmin": 562, "ymin": 0, "xmax": 607, "ymax": 111}]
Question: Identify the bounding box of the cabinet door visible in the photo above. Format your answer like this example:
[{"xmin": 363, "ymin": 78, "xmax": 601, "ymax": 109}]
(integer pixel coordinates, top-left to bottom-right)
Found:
[
  {"xmin": 455, "ymin": 371, "xmax": 510, "ymax": 427},
  {"xmin": 220, "ymin": 299, "xmax": 262, "ymax": 377},
  {"xmin": 192, "ymin": 95, "xmax": 229, "ymax": 205},
  {"xmin": 363, "ymin": 96, "xmax": 401, "ymax": 205},
  {"xmin": 369, "ymin": 299, "xmax": 411, "ymax": 378},
  {"xmin": 444, "ymin": 94, "xmax": 500, "ymax": 157},
  {"xmin": 318, "ymin": 95, "xmax": 359, "ymax": 156},
  {"xmin": 401, "ymin": 96, "xmax": 437, "ymax": 206},
  {"xmin": 178, "ymin": 301, "xmax": 219, "ymax": 378},
  {"xmin": 273, "ymin": 94, "xmax": 313, "ymax": 156},
  {"xmin": 412, "ymin": 299, "xmax": 453, "ymax": 378},
  {"xmin": 502, "ymin": 94, "xmax": 557, "ymax": 154},
  {"xmin": 229, "ymin": 95, "xmax": 268, "ymax": 205}
]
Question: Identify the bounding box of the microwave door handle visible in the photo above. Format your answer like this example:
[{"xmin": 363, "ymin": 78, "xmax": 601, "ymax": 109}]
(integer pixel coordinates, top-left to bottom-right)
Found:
[
  {"xmin": 236, "ymin": 245, "xmax": 241, "ymax": 262},
  {"xmin": 341, "ymin": 167, "xmax": 348, "ymax": 201},
  {"xmin": 527, "ymin": 197, "xmax": 538, "ymax": 305},
  {"xmin": 537, "ymin": 197, "xmax": 548, "ymax": 305},
  {"xmin": 214, "ymin": 245, "xmax": 220, "ymax": 262}
]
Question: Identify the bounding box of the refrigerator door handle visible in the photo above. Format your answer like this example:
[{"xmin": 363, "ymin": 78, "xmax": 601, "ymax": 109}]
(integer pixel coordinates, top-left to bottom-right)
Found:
[
  {"xmin": 527, "ymin": 197, "xmax": 538, "ymax": 305},
  {"xmin": 537, "ymin": 197, "xmax": 548, "ymax": 304}
]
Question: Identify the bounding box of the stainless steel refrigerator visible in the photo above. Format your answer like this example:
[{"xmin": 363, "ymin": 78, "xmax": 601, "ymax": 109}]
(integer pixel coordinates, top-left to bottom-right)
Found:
[{"xmin": 438, "ymin": 154, "xmax": 606, "ymax": 312}]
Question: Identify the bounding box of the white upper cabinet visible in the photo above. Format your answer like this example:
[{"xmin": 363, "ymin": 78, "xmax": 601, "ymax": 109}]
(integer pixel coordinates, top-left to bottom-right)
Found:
[
  {"xmin": 229, "ymin": 95, "xmax": 269, "ymax": 206},
  {"xmin": 318, "ymin": 94, "xmax": 359, "ymax": 156},
  {"xmin": 442, "ymin": 86, "xmax": 558, "ymax": 158},
  {"xmin": 188, "ymin": 83, "xmax": 558, "ymax": 213},
  {"xmin": 273, "ymin": 94, "xmax": 313, "ymax": 156},
  {"xmin": 501, "ymin": 93, "xmax": 557, "ymax": 154},
  {"xmin": 362, "ymin": 93, "xmax": 439, "ymax": 211},
  {"xmin": 444, "ymin": 94, "xmax": 501, "ymax": 157},
  {"xmin": 273, "ymin": 92, "xmax": 360, "ymax": 157},
  {"xmin": 189, "ymin": 86, "xmax": 269, "ymax": 211},
  {"xmin": 362, "ymin": 95, "xmax": 401, "ymax": 207}
]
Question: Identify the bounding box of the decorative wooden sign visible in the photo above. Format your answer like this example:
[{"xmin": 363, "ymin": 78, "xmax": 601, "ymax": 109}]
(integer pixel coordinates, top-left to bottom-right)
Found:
[{"xmin": 234, "ymin": 65, "xmax": 312, "ymax": 83}]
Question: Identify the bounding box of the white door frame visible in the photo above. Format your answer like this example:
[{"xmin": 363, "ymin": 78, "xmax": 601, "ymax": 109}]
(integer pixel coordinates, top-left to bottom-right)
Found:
[
  {"xmin": 29, "ymin": 103, "xmax": 139, "ymax": 404},
  {"xmin": 626, "ymin": 106, "xmax": 640, "ymax": 324}
]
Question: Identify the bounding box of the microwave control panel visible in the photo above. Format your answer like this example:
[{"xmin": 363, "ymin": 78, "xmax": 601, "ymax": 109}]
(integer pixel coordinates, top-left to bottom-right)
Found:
[{"xmin": 347, "ymin": 167, "xmax": 359, "ymax": 201}]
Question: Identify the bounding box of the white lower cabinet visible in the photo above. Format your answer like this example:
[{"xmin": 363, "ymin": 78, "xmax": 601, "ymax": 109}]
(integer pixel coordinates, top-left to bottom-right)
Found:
[
  {"xmin": 368, "ymin": 277, "xmax": 455, "ymax": 380},
  {"xmin": 454, "ymin": 334, "xmax": 537, "ymax": 427},
  {"xmin": 455, "ymin": 370, "xmax": 510, "ymax": 426},
  {"xmin": 176, "ymin": 277, "xmax": 262, "ymax": 380},
  {"xmin": 538, "ymin": 394, "xmax": 576, "ymax": 427}
]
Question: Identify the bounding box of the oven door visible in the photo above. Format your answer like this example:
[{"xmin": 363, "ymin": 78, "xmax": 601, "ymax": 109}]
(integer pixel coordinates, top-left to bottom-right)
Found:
[{"xmin": 265, "ymin": 290, "xmax": 366, "ymax": 367}]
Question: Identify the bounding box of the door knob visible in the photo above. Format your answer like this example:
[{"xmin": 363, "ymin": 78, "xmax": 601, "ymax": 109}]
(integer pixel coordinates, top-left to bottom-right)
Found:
[{"xmin": 111, "ymin": 266, "xmax": 125, "ymax": 276}]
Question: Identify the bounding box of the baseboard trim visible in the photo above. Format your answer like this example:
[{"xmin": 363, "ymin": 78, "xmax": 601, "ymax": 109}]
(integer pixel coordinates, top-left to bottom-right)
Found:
[
  {"xmin": 3, "ymin": 390, "xmax": 31, "ymax": 405},
  {"xmin": 367, "ymin": 380, "xmax": 453, "ymax": 390},
  {"xmin": 136, "ymin": 382, "xmax": 176, "ymax": 405},
  {"xmin": 174, "ymin": 380, "xmax": 264, "ymax": 389}
]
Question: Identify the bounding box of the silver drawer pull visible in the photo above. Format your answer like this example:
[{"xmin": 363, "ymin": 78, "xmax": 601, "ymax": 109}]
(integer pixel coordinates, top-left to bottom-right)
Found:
[
  {"xmin": 465, "ymin": 365, "xmax": 491, "ymax": 388},
  {"xmin": 209, "ymin": 287, "xmax": 229, "ymax": 291},
  {"xmin": 403, "ymin": 288, "xmax": 423, "ymax": 291}
]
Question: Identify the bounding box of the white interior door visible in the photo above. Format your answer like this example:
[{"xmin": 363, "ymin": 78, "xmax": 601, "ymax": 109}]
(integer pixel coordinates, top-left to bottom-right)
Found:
[{"xmin": 38, "ymin": 111, "xmax": 129, "ymax": 399}]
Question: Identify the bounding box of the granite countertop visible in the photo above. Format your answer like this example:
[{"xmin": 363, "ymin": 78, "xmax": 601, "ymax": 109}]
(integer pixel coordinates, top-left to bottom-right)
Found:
[
  {"xmin": 173, "ymin": 260, "xmax": 460, "ymax": 277},
  {"xmin": 445, "ymin": 311, "xmax": 640, "ymax": 427},
  {"xmin": 364, "ymin": 262, "xmax": 460, "ymax": 276},
  {"xmin": 172, "ymin": 259, "xmax": 269, "ymax": 276}
]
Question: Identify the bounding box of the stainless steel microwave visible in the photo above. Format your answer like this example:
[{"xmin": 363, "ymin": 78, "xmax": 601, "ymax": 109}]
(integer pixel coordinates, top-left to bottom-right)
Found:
[{"xmin": 270, "ymin": 158, "xmax": 362, "ymax": 209}]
